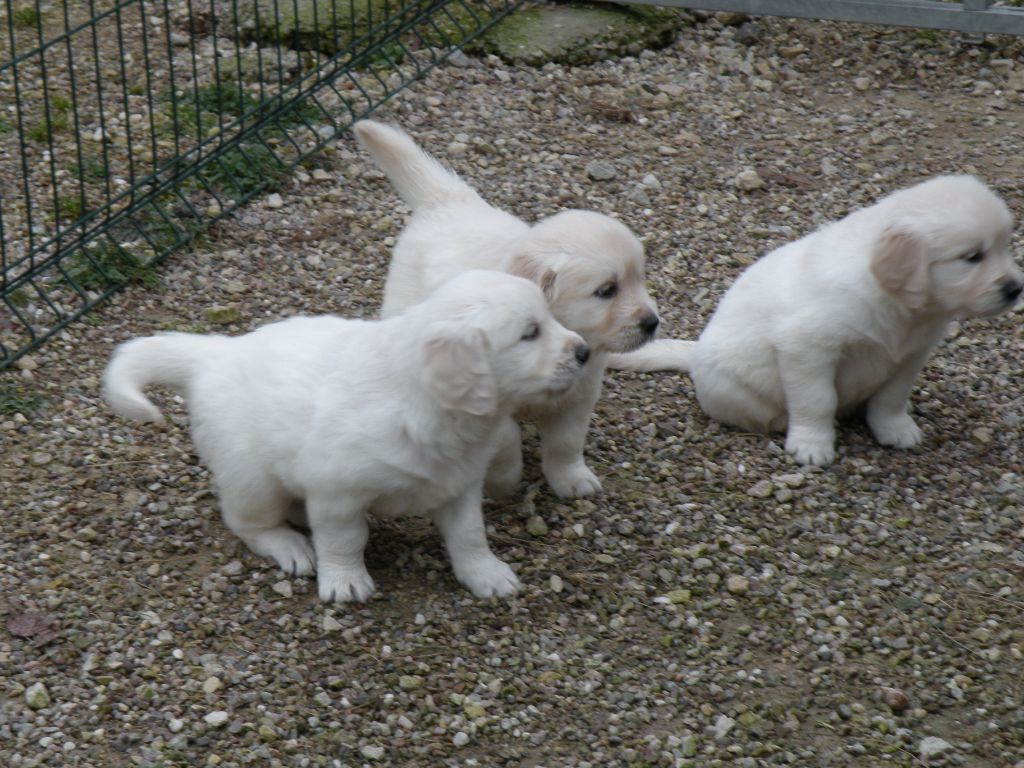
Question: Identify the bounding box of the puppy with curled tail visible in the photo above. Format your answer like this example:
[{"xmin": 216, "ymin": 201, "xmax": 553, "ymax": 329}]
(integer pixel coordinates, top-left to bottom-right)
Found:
[
  {"xmin": 105, "ymin": 270, "xmax": 590, "ymax": 603},
  {"xmin": 610, "ymin": 175, "xmax": 1022, "ymax": 465},
  {"xmin": 353, "ymin": 119, "xmax": 660, "ymax": 498}
]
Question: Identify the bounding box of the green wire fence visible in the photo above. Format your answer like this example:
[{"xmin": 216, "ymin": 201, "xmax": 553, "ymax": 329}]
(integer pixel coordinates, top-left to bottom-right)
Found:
[{"xmin": 0, "ymin": 0, "xmax": 520, "ymax": 369}]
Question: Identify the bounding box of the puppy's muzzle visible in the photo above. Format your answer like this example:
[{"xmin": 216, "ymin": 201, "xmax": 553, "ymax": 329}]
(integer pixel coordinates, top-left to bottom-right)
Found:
[
  {"xmin": 1002, "ymin": 279, "xmax": 1023, "ymax": 304},
  {"xmin": 638, "ymin": 312, "xmax": 660, "ymax": 339}
]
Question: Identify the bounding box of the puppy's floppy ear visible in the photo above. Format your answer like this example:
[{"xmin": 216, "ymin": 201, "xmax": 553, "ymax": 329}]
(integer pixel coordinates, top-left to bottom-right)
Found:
[
  {"xmin": 870, "ymin": 226, "xmax": 930, "ymax": 310},
  {"xmin": 420, "ymin": 323, "xmax": 498, "ymax": 416},
  {"xmin": 508, "ymin": 254, "xmax": 557, "ymax": 301}
]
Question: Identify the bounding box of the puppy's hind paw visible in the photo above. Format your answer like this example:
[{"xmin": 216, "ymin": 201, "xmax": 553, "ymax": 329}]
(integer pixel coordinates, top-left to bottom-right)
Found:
[
  {"xmin": 544, "ymin": 461, "xmax": 602, "ymax": 498},
  {"xmin": 785, "ymin": 434, "xmax": 836, "ymax": 467},
  {"xmin": 247, "ymin": 527, "xmax": 317, "ymax": 577},
  {"xmin": 456, "ymin": 556, "xmax": 522, "ymax": 599},
  {"xmin": 317, "ymin": 564, "xmax": 376, "ymax": 603},
  {"xmin": 870, "ymin": 414, "xmax": 923, "ymax": 449}
]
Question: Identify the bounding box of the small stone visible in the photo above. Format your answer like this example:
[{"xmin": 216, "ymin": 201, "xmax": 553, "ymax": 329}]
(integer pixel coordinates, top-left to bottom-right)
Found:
[
  {"xmin": 446, "ymin": 49, "xmax": 471, "ymax": 67},
  {"xmin": 265, "ymin": 192, "xmax": 284, "ymax": 209},
  {"xmin": 641, "ymin": 173, "xmax": 661, "ymax": 189},
  {"xmin": 693, "ymin": 557, "xmax": 713, "ymax": 570},
  {"xmin": 170, "ymin": 32, "xmax": 189, "ymax": 45},
  {"xmin": 272, "ymin": 580, "xmax": 293, "ymax": 598},
  {"xmin": 665, "ymin": 589, "xmax": 691, "ymax": 605},
  {"xmin": 919, "ymin": 737, "xmax": 954, "ymax": 760},
  {"xmin": 713, "ymin": 715, "xmax": 735, "ymax": 740},
  {"xmin": 463, "ymin": 701, "xmax": 486, "ymax": 718},
  {"xmin": 585, "ymin": 160, "xmax": 616, "ymax": 181},
  {"xmin": 25, "ymin": 682, "xmax": 51, "ymax": 710},
  {"xmin": 221, "ymin": 561, "xmax": 244, "ymax": 576},
  {"xmin": 452, "ymin": 731, "xmax": 470, "ymax": 747},
  {"xmin": 735, "ymin": 169, "xmax": 764, "ymax": 191},
  {"xmin": 399, "ymin": 675, "xmax": 423, "ymax": 691},
  {"xmin": 31, "ymin": 452, "xmax": 52, "ymax": 466},
  {"xmin": 881, "ymin": 687, "xmax": 910, "ymax": 713},
  {"xmin": 15, "ymin": 355, "xmax": 38, "ymax": 371},
  {"xmin": 680, "ymin": 733, "xmax": 698, "ymax": 756},
  {"xmin": 628, "ymin": 187, "xmax": 650, "ymax": 206},
  {"xmin": 360, "ymin": 745, "xmax": 385, "ymax": 761},
  {"xmin": 549, "ymin": 574, "xmax": 564, "ymax": 593},
  {"xmin": 525, "ymin": 516, "xmax": 549, "ymax": 537},
  {"xmin": 203, "ymin": 711, "xmax": 229, "ymax": 728},
  {"xmin": 322, "ymin": 615, "xmax": 342, "ymax": 632},
  {"xmin": 202, "ymin": 677, "xmax": 222, "ymax": 694},
  {"xmin": 972, "ymin": 427, "xmax": 992, "ymax": 444},
  {"xmin": 776, "ymin": 473, "xmax": 805, "ymax": 488},
  {"xmin": 853, "ymin": 76, "xmax": 871, "ymax": 91},
  {"xmin": 202, "ymin": 305, "xmax": 241, "ymax": 325},
  {"xmin": 168, "ymin": 718, "xmax": 184, "ymax": 733},
  {"xmin": 258, "ymin": 724, "xmax": 277, "ymax": 741},
  {"xmin": 146, "ymin": 563, "xmax": 160, "ymax": 577},
  {"xmin": 311, "ymin": 168, "xmax": 331, "ymax": 181},
  {"xmin": 833, "ymin": 615, "xmax": 850, "ymax": 628},
  {"xmin": 821, "ymin": 157, "xmax": 839, "ymax": 176},
  {"xmin": 726, "ymin": 575, "xmax": 749, "ymax": 594},
  {"xmin": 746, "ymin": 480, "xmax": 774, "ymax": 499}
]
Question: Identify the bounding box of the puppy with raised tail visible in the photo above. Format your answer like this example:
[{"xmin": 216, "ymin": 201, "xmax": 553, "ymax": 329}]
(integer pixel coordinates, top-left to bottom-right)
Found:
[
  {"xmin": 611, "ymin": 175, "xmax": 1022, "ymax": 465},
  {"xmin": 353, "ymin": 119, "xmax": 660, "ymax": 498},
  {"xmin": 104, "ymin": 271, "xmax": 590, "ymax": 602}
]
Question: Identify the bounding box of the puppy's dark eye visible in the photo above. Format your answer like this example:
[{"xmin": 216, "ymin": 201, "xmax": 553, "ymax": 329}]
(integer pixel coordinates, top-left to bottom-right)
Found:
[
  {"xmin": 594, "ymin": 282, "xmax": 618, "ymax": 299},
  {"xmin": 520, "ymin": 323, "xmax": 540, "ymax": 342},
  {"xmin": 963, "ymin": 251, "xmax": 984, "ymax": 264}
]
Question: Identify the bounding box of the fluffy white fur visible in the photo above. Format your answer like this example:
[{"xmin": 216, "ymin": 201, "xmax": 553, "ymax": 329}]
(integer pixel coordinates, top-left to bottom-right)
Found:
[
  {"xmin": 353, "ymin": 119, "xmax": 660, "ymax": 498},
  {"xmin": 104, "ymin": 271, "xmax": 590, "ymax": 602},
  {"xmin": 610, "ymin": 175, "xmax": 1022, "ymax": 466}
]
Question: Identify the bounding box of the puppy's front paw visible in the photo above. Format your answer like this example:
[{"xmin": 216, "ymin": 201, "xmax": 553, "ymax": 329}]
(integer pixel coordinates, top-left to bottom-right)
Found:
[
  {"xmin": 317, "ymin": 563, "xmax": 376, "ymax": 603},
  {"xmin": 544, "ymin": 461, "xmax": 602, "ymax": 498},
  {"xmin": 870, "ymin": 414, "xmax": 923, "ymax": 449},
  {"xmin": 455, "ymin": 556, "xmax": 522, "ymax": 599},
  {"xmin": 785, "ymin": 431, "xmax": 836, "ymax": 466}
]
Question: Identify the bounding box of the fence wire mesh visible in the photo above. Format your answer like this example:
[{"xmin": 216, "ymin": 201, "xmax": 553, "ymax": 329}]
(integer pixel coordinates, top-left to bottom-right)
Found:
[{"xmin": 0, "ymin": 0, "xmax": 519, "ymax": 369}]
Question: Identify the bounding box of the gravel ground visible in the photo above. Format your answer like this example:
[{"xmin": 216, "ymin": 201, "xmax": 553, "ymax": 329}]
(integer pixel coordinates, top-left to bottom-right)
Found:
[{"xmin": 3, "ymin": 14, "xmax": 1024, "ymax": 768}]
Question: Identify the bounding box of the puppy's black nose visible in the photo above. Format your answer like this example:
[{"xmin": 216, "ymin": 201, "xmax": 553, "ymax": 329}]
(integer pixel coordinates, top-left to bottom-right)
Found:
[
  {"xmin": 639, "ymin": 313, "xmax": 660, "ymax": 337},
  {"xmin": 574, "ymin": 343, "xmax": 590, "ymax": 366},
  {"xmin": 1002, "ymin": 280, "xmax": 1023, "ymax": 303}
]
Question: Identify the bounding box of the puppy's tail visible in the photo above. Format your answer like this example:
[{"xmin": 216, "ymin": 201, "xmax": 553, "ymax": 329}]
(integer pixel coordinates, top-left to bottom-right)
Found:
[
  {"xmin": 103, "ymin": 333, "xmax": 218, "ymax": 423},
  {"xmin": 352, "ymin": 119, "xmax": 478, "ymax": 211},
  {"xmin": 606, "ymin": 339, "xmax": 696, "ymax": 373}
]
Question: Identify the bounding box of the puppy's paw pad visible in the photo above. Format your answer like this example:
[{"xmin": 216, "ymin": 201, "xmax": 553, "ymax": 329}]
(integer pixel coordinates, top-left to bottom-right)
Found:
[
  {"xmin": 317, "ymin": 564, "xmax": 375, "ymax": 603},
  {"xmin": 457, "ymin": 557, "xmax": 522, "ymax": 599},
  {"xmin": 785, "ymin": 437, "xmax": 836, "ymax": 467},
  {"xmin": 545, "ymin": 463, "xmax": 602, "ymax": 498},
  {"xmin": 871, "ymin": 416, "xmax": 923, "ymax": 449}
]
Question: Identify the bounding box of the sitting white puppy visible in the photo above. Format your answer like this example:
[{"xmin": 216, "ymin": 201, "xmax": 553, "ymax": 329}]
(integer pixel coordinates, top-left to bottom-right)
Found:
[
  {"xmin": 104, "ymin": 271, "xmax": 590, "ymax": 602},
  {"xmin": 611, "ymin": 175, "xmax": 1022, "ymax": 465},
  {"xmin": 353, "ymin": 120, "xmax": 660, "ymax": 498}
]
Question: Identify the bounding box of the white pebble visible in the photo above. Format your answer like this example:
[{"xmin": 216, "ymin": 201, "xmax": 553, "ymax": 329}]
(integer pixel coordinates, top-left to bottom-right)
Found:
[{"xmin": 203, "ymin": 710, "xmax": 229, "ymax": 728}]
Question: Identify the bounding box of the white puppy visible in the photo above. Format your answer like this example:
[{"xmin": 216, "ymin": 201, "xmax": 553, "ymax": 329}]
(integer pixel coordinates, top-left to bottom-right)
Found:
[
  {"xmin": 104, "ymin": 271, "xmax": 590, "ymax": 602},
  {"xmin": 611, "ymin": 175, "xmax": 1022, "ymax": 465},
  {"xmin": 353, "ymin": 120, "xmax": 660, "ymax": 498}
]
